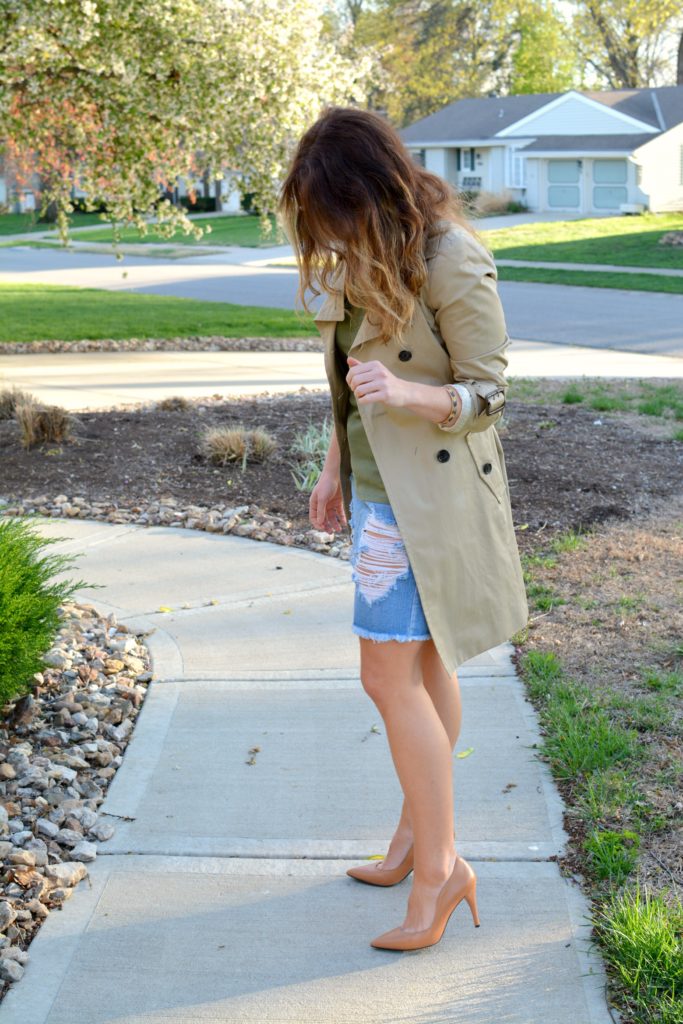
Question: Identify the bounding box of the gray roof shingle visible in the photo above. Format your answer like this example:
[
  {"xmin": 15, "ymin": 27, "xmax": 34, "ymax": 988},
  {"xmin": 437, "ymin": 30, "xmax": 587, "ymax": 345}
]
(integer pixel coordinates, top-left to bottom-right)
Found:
[
  {"xmin": 518, "ymin": 133, "xmax": 656, "ymax": 152},
  {"xmin": 398, "ymin": 85, "xmax": 683, "ymax": 144}
]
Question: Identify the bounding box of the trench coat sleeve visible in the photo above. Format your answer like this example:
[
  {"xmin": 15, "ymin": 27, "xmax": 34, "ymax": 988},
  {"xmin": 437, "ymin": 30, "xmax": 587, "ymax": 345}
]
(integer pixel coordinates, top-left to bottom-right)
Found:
[{"xmin": 424, "ymin": 228, "xmax": 510, "ymax": 435}]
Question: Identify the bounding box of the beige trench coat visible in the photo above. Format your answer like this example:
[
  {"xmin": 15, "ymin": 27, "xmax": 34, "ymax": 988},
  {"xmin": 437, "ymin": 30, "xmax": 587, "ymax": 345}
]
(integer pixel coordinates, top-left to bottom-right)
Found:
[{"xmin": 313, "ymin": 220, "xmax": 529, "ymax": 674}]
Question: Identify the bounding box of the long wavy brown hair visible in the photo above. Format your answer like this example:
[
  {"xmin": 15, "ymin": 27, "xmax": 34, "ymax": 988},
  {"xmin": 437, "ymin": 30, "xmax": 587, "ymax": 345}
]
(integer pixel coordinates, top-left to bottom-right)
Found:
[{"xmin": 276, "ymin": 104, "xmax": 478, "ymax": 344}]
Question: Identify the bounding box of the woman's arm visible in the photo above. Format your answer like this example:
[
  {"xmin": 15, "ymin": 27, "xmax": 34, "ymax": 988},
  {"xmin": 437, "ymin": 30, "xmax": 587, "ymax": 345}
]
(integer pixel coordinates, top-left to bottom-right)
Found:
[
  {"xmin": 423, "ymin": 228, "xmax": 509, "ymax": 434},
  {"xmin": 345, "ymin": 230, "xmax": 507, "ymax": 434},
  {"xmin": 309, "ymin": 423, "xmax": 346, "ymax": 532},
  {"xmin": 346, "ymin": 359, "xmax": 483, "ymax": 429}
]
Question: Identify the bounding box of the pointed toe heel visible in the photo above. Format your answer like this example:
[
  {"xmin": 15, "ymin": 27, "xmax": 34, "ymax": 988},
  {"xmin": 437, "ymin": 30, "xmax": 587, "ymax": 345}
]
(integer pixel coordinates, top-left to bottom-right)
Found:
[
  {"xmin": 370, "ymin": 854, "xmax": 481, "ymax": 950},
  {"xmin": 347, "ymin": 845, "xmax": 414, "ymax": 887}
]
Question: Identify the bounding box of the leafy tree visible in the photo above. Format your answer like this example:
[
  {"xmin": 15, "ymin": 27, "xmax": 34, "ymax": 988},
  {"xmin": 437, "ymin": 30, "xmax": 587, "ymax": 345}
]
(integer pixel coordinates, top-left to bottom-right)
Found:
[
  {"xmin": 0, "ymin": 0, "xmax": 375, "ymax": 243},
  {"xmin": 352, "ymin": 0, "xmax": 513, "ymax": 125},
  {"xmin": 345, "ymin": 0, "xmax": 581, "ymax": 126},
  {"xmin": 569, "ymin": 0, "xmax": 681, "ymax": 87},
  {"xmin": 504, "ymin": 0, "xmax": 578, "ymax": 94}
]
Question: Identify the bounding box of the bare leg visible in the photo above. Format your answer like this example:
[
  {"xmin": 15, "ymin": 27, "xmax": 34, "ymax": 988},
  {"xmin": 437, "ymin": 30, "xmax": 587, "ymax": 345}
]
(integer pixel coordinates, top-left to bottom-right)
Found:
[
  {"xmin": 379, "ymin": 638, "xmax": 462, "ymax": 870},
  {"xmin": 358, "ymin": 636, "xmax": 458, "ymax": 931}
]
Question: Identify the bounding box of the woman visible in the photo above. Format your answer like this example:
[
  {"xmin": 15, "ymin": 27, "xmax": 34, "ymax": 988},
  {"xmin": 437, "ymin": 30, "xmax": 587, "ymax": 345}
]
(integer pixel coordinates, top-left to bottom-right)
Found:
[{"xmin": 276, "ymin": 106, "xmax": 528, "ymax": 951}]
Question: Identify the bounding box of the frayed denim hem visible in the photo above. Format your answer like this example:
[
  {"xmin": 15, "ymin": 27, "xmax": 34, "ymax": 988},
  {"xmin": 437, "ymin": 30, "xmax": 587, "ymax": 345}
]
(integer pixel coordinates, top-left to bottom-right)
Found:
[{"xmin": 351, "ymin": 625, "xmax": 431, "ymax": 643}]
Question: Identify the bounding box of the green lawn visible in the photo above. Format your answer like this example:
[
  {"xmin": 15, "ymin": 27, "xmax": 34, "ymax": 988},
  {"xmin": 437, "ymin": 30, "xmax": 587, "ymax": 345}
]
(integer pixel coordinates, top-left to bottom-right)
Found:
[
  {"xmin": 0, "ymin": 212, "xmax": 102, "ymax": 235},
  {"xmin": 0, "ymin": 284, "xmax": 317, "ymax": 343},
  {"xmin": 68, "ymin": 213, "xmax": 286, "ymax": 248},
  {"xmin": 480, "ymin": 214, "xmax": 683, "ymax": 269},
  {"xmin": 497, "ymin": 265, "xmax": 683, "ymax": 294}
]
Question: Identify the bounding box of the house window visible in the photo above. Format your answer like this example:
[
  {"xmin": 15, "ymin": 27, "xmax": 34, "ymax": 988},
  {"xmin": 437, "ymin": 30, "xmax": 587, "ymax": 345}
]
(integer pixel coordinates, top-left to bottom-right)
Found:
[{"xmin": 412, "ymin": 149, "xmax": 426, "ymax": 168}]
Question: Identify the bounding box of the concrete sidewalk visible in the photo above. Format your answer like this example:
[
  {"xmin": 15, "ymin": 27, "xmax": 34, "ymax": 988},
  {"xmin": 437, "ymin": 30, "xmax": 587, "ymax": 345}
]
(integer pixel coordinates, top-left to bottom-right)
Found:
[
  {"xmin": 2, "ymin": 340, "xmax": 682, "ymax": 413},
  {"xmin": 0, "ymin": 518, "xmax": 614, "ymax": 1024}
]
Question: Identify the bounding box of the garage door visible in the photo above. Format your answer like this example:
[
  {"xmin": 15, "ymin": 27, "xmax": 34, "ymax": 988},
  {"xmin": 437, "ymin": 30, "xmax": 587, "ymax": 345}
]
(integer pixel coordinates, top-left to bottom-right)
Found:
[
  {"xmin": 547, "ymin": 160, "xmax": 581, "ymax": 209},
  {"xmin": 592, "ymin": 159, "xmax": 628, "ymax": 210}
]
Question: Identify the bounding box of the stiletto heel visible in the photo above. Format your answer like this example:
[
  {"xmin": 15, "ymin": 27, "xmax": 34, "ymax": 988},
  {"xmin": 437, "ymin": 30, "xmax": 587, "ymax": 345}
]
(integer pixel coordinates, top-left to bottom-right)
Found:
[
  {"xmin": 347, "ymin": 844, "xmax": 414, "ymax": 886},
  {"xmin": 370, "ymin": 854, "xmax": 480, "ymax": 950},
  {"xmin": 463, "ymin": 877, "xmax": 480, "ymax": 927}
]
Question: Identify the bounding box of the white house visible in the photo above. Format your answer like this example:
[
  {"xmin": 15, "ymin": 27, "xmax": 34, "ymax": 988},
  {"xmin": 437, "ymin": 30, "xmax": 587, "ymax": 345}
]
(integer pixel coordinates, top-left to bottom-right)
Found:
[
  {"xmin": 0, "ymin": 159, "xmax": 244, "ymax": 216},
  {"xmin": 399, "ymin": 85, "xmax": 683, "ymax": 215}
]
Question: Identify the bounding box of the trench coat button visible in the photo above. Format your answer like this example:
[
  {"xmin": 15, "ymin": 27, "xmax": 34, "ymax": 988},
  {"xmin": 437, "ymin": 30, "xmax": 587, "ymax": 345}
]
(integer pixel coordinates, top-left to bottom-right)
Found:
[
  {"xmin": 483, "ymin": 462, "xmax": 492, "ymax": 473},
  {"xmin": 436, "ymin": 449, "xmax": 450, "ymax": 463},
  {"xmin": 398, "ymin": 349, "xmax": 412, "ymax": 361}
]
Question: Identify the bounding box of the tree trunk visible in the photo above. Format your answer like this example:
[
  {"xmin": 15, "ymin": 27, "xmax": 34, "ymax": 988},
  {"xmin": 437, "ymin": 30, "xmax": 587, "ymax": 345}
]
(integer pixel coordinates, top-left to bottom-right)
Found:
[{"xmin": 677, "ymin": 29, "xmax": 683, "ymax": 85}]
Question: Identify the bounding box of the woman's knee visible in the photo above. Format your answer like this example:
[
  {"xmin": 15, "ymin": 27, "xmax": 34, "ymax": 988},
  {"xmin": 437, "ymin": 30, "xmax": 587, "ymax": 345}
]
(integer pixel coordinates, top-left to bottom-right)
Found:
[{"xmin": 358, "ymin": 639, "xmax": 424, "ymax": 705}]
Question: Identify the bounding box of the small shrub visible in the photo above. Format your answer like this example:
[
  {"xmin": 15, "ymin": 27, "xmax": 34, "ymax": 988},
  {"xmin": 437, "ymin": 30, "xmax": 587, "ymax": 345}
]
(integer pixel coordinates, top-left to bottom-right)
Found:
[
  {"xmin": 157, "ymin": 395, "xmax": 191, "ymax": 411},
  {"xmin": 0, "ymin": 517, "xmax": 90, "ymax": 707},
  {"xmin": 199, "ymin": 425, "xmax": 277, "ymax": 467},
  {"xmin": 472, "ymin": 189, "xmax": 516, "ymax": 216},
  {"xmin": 464, "ymin": 190, "xmax": 528, "ymax": 217},
  {"xmin": 201, "ymin": 426, "xmax": 247, "ymax": 464},
  {"xmin": 506, "ymin": 200, "xmax": 529, "ymax": 213},
  {"xmin": 1, "ymin": 386, "xmax": 31, "ymax": 420},
  {"xmin": 14, "ymin": 396, "xmax": 76, "ymax": 448},
  {"xmin": 289, "ymin": 417, "xmax": 333, "ymax": 492},
  {"xmin": 249, "ymin": 428, "xmax": 277, "ymax": 462}
]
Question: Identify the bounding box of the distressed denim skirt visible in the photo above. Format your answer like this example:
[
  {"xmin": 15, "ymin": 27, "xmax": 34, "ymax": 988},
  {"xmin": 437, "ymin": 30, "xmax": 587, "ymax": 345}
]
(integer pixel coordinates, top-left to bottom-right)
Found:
[{"xmin": 349, "ymin": 474, "xmax": 431, "ymax": 643}]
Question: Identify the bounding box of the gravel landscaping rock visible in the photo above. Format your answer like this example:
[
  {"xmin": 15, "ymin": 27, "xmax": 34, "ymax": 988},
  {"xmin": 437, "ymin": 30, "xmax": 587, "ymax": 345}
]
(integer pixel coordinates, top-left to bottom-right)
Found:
[
  {"xmin": 0, "ymin": 602, "xmax": 153, "ymax": 1001},
  {"xmin": 0, "ymin": 494, "xmax": 351, "ymax": 559},
  {"xmin": 0, "ymin": 336, "xmax": 323, "ymax": 355}
]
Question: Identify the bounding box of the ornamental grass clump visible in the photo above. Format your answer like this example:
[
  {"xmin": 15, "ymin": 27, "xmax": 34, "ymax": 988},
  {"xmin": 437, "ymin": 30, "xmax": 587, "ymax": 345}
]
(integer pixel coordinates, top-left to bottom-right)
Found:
[
  {"xmin": 289, "ymin": 417, "xmax": 332, "ymax": 492},
  {"xmin": 0, "ymin": 517, "xmax": 90, "ymax": 707},
  {"xmin": 199, "ymin": 425, "xmax": 277, "ymax": 468},
  {"xmin": 14, "ymin": 395, "xmax": 76, "ymax": 448},
  {"xmin": 0, "ymin": 385, "xmax": 30, "ymax": 420}
]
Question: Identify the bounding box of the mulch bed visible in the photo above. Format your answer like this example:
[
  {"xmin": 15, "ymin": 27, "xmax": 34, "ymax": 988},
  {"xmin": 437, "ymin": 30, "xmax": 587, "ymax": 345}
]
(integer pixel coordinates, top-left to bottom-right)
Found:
[{"xmin": 1, "ymin": 390, "xmax": 681, "ymax": 550}]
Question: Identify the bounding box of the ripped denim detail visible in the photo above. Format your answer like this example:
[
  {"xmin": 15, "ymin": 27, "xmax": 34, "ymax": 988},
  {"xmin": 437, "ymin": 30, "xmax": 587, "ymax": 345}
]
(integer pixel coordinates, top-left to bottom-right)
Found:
[{"xmin": 350, "ymin": 508, "xmax": 412, "ymax": 607}]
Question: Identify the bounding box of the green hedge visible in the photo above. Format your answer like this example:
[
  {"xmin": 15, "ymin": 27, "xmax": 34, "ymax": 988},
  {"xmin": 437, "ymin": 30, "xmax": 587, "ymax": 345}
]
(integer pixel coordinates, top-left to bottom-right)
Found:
[{"xmin": 0, "ymin": 517, "xmax": 90, "ymax": 708}]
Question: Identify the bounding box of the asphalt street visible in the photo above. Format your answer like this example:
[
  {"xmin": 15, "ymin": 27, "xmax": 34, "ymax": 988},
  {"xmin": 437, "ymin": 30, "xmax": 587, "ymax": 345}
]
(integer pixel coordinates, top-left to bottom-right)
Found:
[{"xmin": 2, "ymin": 244, "xmax": 682, "ymax": 358}]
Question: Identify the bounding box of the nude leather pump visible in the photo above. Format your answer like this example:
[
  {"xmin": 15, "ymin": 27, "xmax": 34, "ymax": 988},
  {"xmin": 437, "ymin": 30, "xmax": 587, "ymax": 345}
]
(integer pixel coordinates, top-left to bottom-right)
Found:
[
  {"xmin": 370, "ymin": 853, "xmax": 480, "ymax": 950},
  {"xmin": 346, "ymin": 844, "xmax": 414, "ymax": 886}
]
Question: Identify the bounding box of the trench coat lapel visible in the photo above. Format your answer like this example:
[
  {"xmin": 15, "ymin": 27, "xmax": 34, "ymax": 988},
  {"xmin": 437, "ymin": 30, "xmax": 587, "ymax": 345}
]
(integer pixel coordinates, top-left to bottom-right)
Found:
[{"xmin": 312, "ymin": 260, "xmax": 385, "ymax": 359}]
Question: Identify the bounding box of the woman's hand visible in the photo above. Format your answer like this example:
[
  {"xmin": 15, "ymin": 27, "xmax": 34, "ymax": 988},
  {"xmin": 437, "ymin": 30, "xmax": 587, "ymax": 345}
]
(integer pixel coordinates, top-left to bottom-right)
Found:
[
  {"xmin": 346, "ymin": 356, "xmax": 409, "ymax": 408},
  {"xmin": 349, "ymin": 355, "xmax": 461, "ymax": 426},
  {"xmin": 309, "ymin": 470, "xmax": 347, "ymax": 533}
]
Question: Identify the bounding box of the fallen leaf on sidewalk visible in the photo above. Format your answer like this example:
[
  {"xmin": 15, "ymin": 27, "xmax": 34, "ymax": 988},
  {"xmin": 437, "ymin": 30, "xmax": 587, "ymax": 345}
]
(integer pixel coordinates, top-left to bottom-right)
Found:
[
  {"xmin": 157, "ymin": 606, "xmax": 173, "ymax": 613},
  {"xmin": 456, "ymin": 747, "xmax": 474, "ymax": 759}
]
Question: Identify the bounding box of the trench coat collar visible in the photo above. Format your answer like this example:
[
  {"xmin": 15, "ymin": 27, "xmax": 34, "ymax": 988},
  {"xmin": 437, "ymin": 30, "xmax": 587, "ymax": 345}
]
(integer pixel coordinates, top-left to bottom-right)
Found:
[
  {"xmin": 312, "ymin": 261, "xmax": 378, "ymax": 355},
  {"xmin": 312, "ymin": 227, "xmax": 443, "ymax": 354}
]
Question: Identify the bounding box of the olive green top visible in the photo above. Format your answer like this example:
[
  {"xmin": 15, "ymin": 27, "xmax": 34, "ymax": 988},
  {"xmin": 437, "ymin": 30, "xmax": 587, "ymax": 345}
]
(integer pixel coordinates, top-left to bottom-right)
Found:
[{"xmin": 334, "ymin": 299, "xmax": 390, "ymax": 504}]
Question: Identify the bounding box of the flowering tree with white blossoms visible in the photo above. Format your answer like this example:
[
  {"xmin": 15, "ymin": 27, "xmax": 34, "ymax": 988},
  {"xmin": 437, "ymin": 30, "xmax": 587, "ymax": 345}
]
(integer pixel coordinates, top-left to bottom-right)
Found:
[{"xmin": 0, "ymin": 0, "xmax": 375, "ymax": 242}]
